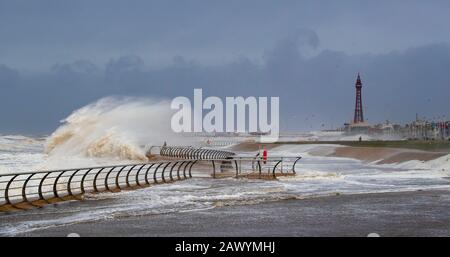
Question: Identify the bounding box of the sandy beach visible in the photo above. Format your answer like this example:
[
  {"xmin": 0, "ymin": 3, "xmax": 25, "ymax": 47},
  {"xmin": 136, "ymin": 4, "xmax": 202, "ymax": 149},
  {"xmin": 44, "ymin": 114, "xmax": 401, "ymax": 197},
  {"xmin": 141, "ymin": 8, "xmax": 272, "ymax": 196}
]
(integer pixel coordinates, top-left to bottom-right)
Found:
[
  {"xmin": 326, "ymin": 146, "xmax": 447, "ymax": 164},
  {"xmin": 231, "ymin": 141, "xmax": 449, "ymax": 164}
]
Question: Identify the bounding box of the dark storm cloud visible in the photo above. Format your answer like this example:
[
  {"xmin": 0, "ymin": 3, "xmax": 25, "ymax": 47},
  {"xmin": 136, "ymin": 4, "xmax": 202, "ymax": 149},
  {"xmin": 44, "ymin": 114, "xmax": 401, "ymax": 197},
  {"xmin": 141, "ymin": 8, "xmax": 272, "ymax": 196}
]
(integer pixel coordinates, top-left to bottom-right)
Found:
[
  {"xmin": 0, "ymin": 1, "xmax": 450, "ymax": 133},
  {"xmin": 51, "ymin": 60, "xmax": 99, "ymax": 75},
  {"xmin": 1, "ymin": 39, "xmax": 450, "ymax": 134},
  {"xmin": 2, "ymin": 1, "xmax": 450, "ymax": 69}
]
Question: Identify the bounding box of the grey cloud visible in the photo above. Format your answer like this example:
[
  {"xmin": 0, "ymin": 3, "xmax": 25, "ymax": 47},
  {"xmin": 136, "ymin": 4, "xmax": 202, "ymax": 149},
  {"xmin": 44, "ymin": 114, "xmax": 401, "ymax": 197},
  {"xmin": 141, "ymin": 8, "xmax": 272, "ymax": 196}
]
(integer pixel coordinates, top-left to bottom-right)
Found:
[
  {"xmin": 106, "ymin": 56, "xmax": 145, "ymax": 74},
  {"xmin": 2, "ymin": 1, "xmax": 450, "ymax": 70},
  {"xmin": 1, "ymin": 39, "xmax": 450, "ymax": 134},
  {"xmin": 51, "ymin": 60, "xmax": 99, "ymax": 75},
  {"xmin": 2, "ymin": 1, "xmax": 450, "ymax": 134},
  {"xmin": 0, "ymin": 65, "xmax": 20, "ymax": 87}
]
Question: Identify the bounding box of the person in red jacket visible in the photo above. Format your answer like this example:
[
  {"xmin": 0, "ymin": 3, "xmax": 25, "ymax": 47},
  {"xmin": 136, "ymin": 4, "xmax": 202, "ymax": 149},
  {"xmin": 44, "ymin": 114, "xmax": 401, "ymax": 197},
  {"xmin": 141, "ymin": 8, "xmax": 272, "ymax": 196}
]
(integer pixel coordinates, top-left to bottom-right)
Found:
[{"xmin": 262, "ymin": 146, "xmax": 267, "ymax": 164}]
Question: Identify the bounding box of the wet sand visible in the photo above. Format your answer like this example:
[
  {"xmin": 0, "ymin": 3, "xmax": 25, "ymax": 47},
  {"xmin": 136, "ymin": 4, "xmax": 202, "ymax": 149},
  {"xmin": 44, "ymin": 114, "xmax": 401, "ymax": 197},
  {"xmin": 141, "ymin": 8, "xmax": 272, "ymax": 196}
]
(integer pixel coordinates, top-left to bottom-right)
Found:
[
  {"xmin": 17, "ymin": 190, "xmax": 450, "ymax": 237},
  {"xmin": 227, "ymin": 142, "xmax": 280, "ymax": 152},
  {"xmin": 231, "ymin": 142, "xmax": 448, "ymax": 164},
  {"xmin": 328, "ymin": 146, "xmax": 447, "ymax": 164}
]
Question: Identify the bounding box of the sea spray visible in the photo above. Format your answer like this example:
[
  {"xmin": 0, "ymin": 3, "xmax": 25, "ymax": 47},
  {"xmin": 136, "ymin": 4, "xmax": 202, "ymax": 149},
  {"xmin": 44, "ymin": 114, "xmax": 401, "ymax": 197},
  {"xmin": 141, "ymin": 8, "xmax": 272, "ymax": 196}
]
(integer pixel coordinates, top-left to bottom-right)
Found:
[{"xmin": 45, "ymin": 96, "xmax": 193, "ymax": 164}]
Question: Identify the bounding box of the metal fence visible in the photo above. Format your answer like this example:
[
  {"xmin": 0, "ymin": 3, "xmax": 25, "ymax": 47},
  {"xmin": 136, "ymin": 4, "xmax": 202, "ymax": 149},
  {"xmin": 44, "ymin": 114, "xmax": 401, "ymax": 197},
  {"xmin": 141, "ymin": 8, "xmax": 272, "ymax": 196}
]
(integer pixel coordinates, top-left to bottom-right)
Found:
[
  {"xmin": 0, "ymin": 153, "xmax": 301, "ymax": 211},
  {"xmin": 0, "ymin": 160, "xmax": 197, "ymax": 211},
  {"xmin": 159, "ymin": 146, "xmax": 235, "ymax": 159}
]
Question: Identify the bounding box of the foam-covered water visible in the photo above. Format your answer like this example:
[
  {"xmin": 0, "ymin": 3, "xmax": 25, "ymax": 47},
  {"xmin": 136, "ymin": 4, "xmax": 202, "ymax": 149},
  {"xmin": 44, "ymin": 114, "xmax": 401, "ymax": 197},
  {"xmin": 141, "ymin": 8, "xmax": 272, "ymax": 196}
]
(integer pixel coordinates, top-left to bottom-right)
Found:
[
  {"xmin": 1, "ymin": 141, "xmax": 449, "ymax": 235},
  {"xmin": 0, "ymin": 135, "xmax": 46, "ymax": 174},
  {"xmin": 1, "ymin": 99, "xmax": 450, "ymax": 235},
  {"xmin": 43, "ymin": 97, "xmax": 196, "ymax": 169},
  {"xmin": 0, "ymin": 141, "xmax": 449, "ymax": 235},
  {"xmin": 1, "ymin": 97, "xmax": 196, "ymax": 173}
]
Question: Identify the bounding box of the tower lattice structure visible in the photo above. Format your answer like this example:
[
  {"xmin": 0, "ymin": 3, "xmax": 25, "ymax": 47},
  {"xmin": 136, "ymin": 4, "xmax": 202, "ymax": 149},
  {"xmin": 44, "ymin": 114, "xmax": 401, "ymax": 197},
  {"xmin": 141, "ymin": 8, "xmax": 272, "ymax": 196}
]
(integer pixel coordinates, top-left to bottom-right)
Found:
[{"xmin": 353, "ymin": 73, "xmax": 364, "ymax": 123}]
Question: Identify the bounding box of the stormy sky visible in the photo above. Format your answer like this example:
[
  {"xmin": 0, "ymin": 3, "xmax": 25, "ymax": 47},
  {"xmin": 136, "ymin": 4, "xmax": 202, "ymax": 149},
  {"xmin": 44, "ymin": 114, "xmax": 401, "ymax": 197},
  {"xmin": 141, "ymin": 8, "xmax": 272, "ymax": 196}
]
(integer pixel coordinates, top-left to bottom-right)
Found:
[{"xmin": 0, "ymin": 0, "xmax": 449, "ymax": 134}]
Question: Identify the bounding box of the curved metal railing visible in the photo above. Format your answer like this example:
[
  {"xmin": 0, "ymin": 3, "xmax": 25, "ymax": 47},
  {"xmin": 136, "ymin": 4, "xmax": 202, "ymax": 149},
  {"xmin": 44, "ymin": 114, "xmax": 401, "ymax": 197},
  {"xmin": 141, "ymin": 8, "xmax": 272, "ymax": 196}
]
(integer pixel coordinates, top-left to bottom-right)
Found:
[
  {"xmin": 159, "ymin": 146, "xmax": 235, "ymax": 160},
  {"xmin": 0, "ymin": 155, "xmax": 301, "ymax": 212},
  {"xmin": 250, "ymin": 156, "xmax": 302, "ymax": 178},
  {"xmin": 0, "ymin": 160, "xmax": 197, "ymax": 211}
]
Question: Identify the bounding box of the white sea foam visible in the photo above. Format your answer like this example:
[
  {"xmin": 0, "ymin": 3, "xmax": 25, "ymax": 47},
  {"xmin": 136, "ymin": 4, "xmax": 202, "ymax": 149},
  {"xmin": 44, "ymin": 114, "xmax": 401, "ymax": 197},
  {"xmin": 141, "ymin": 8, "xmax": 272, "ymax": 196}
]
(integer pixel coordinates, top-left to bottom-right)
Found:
[
  {"xmin": 385, "ymin": 154, "xmax": 450, "ymax": 171},
  {"xmin": 1, "ymin": 153, "xmax": 450, "ymax": 236},
  {"xmin": 0, "ymin": 101, "xmax": 449, "ymax": 235},
  {"xmin": 41, "ymin": 97, "xmax": 195, "ymax": 170},
  {"xmin": 0, "ymin": 96, "xmax": 200, "ymax": 173},
  {"xmin": 0, "ymin": 135, "xmax": 46, "ymax": 174}
]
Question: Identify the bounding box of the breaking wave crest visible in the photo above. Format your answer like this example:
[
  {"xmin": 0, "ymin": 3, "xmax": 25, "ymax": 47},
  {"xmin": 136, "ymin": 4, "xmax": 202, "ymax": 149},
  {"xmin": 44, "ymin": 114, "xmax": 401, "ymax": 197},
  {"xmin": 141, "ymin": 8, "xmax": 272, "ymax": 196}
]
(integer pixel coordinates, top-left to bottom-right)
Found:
[{"xmin": 45, "ymin": 97, "xmax": 190, "ymax": 162}]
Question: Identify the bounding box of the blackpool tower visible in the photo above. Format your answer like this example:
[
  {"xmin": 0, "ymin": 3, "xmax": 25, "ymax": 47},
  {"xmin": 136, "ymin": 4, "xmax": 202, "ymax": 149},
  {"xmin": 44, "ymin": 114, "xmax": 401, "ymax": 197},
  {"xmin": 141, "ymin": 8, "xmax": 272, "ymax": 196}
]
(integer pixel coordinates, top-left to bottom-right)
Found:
[{"xmin": 353, "ymin": 73, "xmax": 364, "ymax": 123}]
